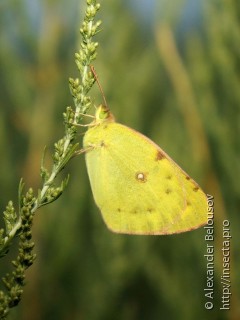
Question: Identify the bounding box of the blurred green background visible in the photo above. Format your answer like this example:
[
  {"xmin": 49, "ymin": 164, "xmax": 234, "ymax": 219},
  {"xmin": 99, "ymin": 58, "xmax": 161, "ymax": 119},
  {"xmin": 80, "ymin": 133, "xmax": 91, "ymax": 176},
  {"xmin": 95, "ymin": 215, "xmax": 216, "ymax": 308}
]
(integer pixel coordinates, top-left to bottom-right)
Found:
[{"xmin": 0, "ymin": 0, "xmax": 239, "ymax": 319}]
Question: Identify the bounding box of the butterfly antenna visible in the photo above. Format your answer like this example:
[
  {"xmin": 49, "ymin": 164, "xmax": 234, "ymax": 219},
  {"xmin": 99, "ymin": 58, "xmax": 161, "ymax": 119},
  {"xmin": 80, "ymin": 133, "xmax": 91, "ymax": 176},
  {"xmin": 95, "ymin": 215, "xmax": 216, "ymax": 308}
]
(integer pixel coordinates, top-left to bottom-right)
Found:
[{"xmin": 90, "ymin": 65, "xmax": 108, "ymax": 108}]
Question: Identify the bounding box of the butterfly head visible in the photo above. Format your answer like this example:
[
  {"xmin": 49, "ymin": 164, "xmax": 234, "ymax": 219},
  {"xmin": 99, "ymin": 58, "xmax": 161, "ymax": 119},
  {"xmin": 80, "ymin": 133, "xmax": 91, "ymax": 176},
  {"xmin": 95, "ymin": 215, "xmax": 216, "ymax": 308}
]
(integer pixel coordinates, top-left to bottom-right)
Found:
[{"xmin": 95, "ymin": 105, "xmax": 115, "ymax": 125}]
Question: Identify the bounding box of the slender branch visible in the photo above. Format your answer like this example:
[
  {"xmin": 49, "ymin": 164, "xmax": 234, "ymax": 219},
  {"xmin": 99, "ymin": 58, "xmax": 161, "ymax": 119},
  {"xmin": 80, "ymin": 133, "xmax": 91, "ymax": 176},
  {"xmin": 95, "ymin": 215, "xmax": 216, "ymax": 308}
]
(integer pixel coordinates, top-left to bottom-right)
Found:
[{"xmin": 0, "ymin": 0, "xmax": 101, "ymax": 317}]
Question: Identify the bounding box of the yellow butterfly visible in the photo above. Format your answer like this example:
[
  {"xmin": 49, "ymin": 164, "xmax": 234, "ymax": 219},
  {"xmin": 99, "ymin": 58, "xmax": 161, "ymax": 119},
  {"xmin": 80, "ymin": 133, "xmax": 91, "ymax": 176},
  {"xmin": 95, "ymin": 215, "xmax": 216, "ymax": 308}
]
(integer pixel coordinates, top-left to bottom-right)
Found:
[{"xmin": 83, "ymin": 105, "xmax": 207, "ymax": 235}]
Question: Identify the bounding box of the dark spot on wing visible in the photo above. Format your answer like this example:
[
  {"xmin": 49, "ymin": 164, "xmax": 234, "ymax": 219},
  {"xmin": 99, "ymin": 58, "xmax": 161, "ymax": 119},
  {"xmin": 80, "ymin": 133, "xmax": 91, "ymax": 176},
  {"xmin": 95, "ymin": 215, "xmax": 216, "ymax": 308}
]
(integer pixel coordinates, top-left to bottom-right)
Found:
[
  {"xmin": 193, "ymin": 186, "xmax": 199, "ymax": 192},
  {"xmin": 165, "ymin": 188, "xmax": 172, "ymax": 194},
  {"xmin": 131, "ymin": 209, "xmax": 138, "ymax": 214},
  {"xmin": 166, "ymin": 175, "xmax": 172, "ymax": 180},
  {"xmin": 156, "ymin": 150, "xmax": 165, "ymax": 161},
  {"xmin": 185, "ymin": 175, "xmax": 190, "ymax": 180}
]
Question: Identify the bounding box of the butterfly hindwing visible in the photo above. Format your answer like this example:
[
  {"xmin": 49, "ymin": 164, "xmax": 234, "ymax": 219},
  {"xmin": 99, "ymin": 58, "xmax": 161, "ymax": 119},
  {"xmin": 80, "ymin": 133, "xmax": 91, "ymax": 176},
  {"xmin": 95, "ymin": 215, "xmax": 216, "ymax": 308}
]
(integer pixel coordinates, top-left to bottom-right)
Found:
[{"xmin": 84, "ymin": 119, "xmax": 207, "ymax": 235}]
